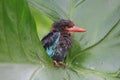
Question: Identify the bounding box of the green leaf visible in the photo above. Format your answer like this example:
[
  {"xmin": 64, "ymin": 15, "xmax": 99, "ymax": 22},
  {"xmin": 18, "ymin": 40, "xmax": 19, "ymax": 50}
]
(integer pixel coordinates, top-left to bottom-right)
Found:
[
  {"xmin": 28, "ymin": 0, "xmax": 120, "ymax": 79},
  {"xmin": 29, "ymin": 6, "xmax": 53, "ymax": 40},
  {"xmin": 0, "ymin": 63, "xmax": 38, "ymax": 80},
  {"xmin": 0, "ymin": 0, "xmax": 52, "ymax": 64},
  {"xmin": 0, "ymin": 0, "xmax": 120, "ymax": 80}
]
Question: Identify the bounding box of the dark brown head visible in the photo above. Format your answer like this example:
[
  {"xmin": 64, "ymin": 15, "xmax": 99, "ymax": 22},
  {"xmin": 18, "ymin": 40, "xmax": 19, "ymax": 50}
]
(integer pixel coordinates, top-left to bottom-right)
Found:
[{"xmin": 51, "ymin": 19, "xmax": 86, "ymax": 34}]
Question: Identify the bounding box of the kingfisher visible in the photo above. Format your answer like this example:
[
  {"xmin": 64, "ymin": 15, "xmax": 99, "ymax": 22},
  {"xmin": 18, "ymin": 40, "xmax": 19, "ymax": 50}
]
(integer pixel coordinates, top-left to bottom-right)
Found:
[{"xmin": 41, "ymin": 19, "xmax": 86, "ymax": 67}]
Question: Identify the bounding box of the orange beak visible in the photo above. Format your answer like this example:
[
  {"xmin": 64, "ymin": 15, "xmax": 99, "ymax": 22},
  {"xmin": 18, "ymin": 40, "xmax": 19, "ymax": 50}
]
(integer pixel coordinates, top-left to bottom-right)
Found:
[{"xmin": 66, "ymin": 26, "xmax": 86, "ymax": 32}]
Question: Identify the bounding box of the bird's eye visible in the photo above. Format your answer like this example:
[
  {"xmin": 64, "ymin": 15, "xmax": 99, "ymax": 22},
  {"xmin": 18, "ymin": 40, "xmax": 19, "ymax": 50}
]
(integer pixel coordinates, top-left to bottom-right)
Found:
[{"xmin": 65, "ymin": 27, "xmax": 69, "ymax": 30}]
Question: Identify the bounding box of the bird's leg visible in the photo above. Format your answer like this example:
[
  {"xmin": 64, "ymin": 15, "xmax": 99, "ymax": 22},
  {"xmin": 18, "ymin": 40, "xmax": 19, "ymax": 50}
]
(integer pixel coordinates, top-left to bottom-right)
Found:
[
  {"xmin": 53, "ymin": 60, "xmax": 59, "ymax": 67},
  {"xmin": 59, "ymin": 62, "xmax": 66, "ymax": 68}
]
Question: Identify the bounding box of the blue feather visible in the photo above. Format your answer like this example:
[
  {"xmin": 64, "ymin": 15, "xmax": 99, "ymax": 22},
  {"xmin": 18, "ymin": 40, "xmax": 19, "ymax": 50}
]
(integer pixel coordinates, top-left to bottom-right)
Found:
[{"xmin": 46, "ymin": 32, "xmax": 60, "ymax": 57}]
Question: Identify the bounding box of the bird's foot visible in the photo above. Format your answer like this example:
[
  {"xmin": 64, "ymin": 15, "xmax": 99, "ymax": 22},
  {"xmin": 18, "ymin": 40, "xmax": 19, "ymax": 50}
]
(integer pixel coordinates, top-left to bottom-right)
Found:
[
  {"xmin": 59, "ymin": 62, "xmax": 66, "ymax": 68},
  {"xmin": 53, "ymin": 60, "xmax": 59, "ymax": 67}
]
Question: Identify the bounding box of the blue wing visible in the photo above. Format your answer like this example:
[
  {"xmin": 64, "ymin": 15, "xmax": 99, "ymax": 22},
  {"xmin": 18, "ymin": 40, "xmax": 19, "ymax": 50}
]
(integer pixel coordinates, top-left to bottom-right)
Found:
[{"xmin": 41, "ymin": 32, "xmax": 60, "ymax": 57}]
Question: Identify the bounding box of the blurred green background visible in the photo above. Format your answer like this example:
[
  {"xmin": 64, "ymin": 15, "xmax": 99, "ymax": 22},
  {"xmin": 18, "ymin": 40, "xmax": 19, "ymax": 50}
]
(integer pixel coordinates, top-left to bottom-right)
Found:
[{"xmin": 0, "ymin": 0, "xmax": 120, "ymax": 80}]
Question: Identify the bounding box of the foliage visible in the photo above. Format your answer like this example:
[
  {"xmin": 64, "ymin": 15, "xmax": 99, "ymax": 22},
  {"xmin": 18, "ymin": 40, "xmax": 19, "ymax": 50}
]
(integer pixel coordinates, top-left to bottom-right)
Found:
[{"xmin": 0, "ymin": 0, "xmax": 120, "ymax": 80}]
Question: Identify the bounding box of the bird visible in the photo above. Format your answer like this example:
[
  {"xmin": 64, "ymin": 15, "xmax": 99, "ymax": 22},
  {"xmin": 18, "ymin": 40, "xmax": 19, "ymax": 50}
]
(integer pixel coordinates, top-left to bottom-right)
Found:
[{"xmin": 41, "ymin": 19, "xmax": 86, "ymax": 68}]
